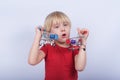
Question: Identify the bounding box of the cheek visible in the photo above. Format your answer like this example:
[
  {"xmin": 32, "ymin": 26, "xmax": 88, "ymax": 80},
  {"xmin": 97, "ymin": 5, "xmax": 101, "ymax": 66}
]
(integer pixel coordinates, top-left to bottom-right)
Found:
[
  {"xmin": 50, "ymin": 29, "xmax": 60, "ymax": 35},
  {"xmin": 50, "ymin": 28, "xmax": 56, "ymax": 33},
  {"xmin": 66, "ymin": 28, "xmax": 70, "ymax": 33}
]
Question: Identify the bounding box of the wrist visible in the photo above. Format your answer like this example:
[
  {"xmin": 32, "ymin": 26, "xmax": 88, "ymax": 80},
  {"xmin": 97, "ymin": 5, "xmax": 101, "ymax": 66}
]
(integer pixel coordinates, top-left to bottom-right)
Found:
[
  {"xmin": 80, "ymin": 45, "xmax": 86, "ymax": 51},
  {"xmin": 34, "ymin": 34, "xmax": 41, "ymax": 43},
  {"xmin": 81, "ymin": 44, "xmax": 86, "ymax": 48},
  {"xmin": 81, "ymin": 39, "xmax": 86, "ymax": 45}
]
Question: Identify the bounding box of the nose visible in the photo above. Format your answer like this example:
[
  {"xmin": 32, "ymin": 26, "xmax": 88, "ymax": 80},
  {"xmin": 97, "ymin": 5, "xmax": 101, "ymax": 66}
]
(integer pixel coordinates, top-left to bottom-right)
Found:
[{"xmin": 61, "ymin": 26, "xmax": 65, "ymax": 32}]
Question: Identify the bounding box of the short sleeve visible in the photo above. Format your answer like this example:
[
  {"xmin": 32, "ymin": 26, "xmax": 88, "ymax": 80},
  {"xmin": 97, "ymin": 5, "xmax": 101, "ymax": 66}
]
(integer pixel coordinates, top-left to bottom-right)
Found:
[
  {"xmin": 73, "ymin": 49, "xmax": 79, "ymax": 56},
  {"xmin": 40, "ymin": 44, "xmax": 49, "ymax": 55}
]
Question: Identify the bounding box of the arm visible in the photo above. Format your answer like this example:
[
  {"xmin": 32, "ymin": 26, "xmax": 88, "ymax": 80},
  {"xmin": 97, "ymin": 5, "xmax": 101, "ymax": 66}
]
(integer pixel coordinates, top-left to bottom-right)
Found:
[
  {"xmin": 28, "ymin": 27, "xmax": 46, "ymax": 66},
  {"xmin": 75, "ymin": 28, "xmax": 89, "ymax": 71},
  {"xmin": 75, "ymin": 40, "xmax": 86, "ymax": 71}
]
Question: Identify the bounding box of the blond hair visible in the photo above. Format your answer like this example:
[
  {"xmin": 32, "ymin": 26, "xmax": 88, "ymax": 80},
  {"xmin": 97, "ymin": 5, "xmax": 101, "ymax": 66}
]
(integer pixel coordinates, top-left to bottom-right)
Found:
[{"xmin": 44, "ymin": 11, "xmax": 71, "ymax": 32}]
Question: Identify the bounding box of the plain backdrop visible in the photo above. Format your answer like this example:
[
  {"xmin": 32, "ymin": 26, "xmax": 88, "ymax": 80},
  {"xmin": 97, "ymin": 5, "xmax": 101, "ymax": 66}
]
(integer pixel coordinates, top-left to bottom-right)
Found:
[{"xmin": 0, "ymin": 0, "xmax": 120, "ymax": 80}]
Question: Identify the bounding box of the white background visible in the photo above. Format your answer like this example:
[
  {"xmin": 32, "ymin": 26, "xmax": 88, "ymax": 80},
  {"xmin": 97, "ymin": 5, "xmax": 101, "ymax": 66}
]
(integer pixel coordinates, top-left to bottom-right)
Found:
[{"xmin": 0, "ymin": 0, "xmax": 120, "ymax": 80}]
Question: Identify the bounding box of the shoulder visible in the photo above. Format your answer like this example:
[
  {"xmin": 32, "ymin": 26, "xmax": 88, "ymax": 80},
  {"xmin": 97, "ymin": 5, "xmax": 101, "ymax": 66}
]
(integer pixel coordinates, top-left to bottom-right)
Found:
[
  {"xmin": 40, "ymin": 43, "xmax": 55, "ymax": 54},
  {"xmin": 73, "ymin": 49, "xmax": 79, "ymax": 56},
  {"xmin": 40, "ymin": 43, "xmax": 52, "ymax": 48}
]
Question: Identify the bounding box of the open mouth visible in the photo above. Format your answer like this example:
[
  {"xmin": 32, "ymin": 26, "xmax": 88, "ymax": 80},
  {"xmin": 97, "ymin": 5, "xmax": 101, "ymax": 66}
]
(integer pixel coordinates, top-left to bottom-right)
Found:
[
  {"xmin": 62, "ymin": 33, "xmax": 66, "ymax": 36},
  {"xmin": 61, "ymin": 33, "xmax": 67, "ymax": 38}
]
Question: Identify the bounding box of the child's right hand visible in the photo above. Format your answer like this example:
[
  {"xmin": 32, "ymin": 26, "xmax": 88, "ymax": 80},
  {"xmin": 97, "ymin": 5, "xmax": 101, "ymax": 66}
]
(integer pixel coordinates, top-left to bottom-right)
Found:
[{"xmin": 35, "ymin": 26, "xmax": 44, "ymax": 39}]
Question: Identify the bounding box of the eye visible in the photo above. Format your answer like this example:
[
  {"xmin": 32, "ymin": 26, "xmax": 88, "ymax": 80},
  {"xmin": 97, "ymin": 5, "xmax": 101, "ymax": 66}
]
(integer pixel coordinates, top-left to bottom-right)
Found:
[
  {"xmin": 63, "ymin": 23, "xmax": 68, "ymax": 26},
  {"xmin": 55, "ymin": 25, "xmax": 59, "ymax": 28}
]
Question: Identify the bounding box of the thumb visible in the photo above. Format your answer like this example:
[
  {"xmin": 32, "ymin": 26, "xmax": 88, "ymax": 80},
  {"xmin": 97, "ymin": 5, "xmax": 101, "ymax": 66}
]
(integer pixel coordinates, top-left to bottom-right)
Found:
[
  {"xmin": 77, "ymin": 27, "xmax": 83, "ymax": 37},
  {"xmin": 77, "ymin": 27, "xmax": 80, "ymax": 34}
]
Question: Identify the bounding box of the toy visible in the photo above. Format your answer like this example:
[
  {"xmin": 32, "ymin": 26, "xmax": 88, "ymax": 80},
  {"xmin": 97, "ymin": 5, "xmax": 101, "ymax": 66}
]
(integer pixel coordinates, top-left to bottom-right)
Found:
[
  {"xmin": 38, "ymin": 26, "xmax": 87, "ymax": 50},
  {"xmin": 66, "ymin": 31, "xmax": 87, "ymax": 50},
  {"xmin": 38, "ymin": 26, "xmax": 58, "ymax": 46},
  {"xmin": 66, "ymin": 37, "xmax": 82, "ymax": 50}
]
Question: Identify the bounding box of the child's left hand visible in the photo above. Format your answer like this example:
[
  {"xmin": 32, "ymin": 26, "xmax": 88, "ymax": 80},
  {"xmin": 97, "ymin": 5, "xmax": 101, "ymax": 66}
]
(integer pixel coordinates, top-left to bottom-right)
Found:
[{"xmin": 77, "ymin": 28, "xmax": 89, "ymax": 42}]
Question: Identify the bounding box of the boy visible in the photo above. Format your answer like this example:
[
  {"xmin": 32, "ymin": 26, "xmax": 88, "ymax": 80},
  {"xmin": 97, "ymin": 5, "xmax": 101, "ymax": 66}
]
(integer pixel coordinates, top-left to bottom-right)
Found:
[{"xmin": 28, "ymin": 11, "xmax": 89, "ymax": 80}]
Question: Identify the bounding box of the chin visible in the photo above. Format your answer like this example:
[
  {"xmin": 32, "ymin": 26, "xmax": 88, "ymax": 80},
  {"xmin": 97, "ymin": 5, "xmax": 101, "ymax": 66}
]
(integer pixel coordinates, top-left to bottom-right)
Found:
[
  {"xmin": 61, "ymin": 38, "xmax": 67, "ymax": 42},
  {"xmin": 56, "ymin": 39, "xmax": 66, "ymax": 44}
]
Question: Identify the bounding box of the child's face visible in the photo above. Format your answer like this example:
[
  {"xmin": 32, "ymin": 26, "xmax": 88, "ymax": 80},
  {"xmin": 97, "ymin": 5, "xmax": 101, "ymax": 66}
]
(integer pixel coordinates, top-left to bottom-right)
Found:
[{"xmin": 50, "ymin": 22, "xmax": 71, "ymax": 43}]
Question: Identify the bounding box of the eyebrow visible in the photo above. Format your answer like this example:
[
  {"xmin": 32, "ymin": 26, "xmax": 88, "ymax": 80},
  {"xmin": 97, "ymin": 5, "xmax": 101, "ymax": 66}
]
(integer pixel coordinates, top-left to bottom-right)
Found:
[{"xmin": 53, "ymin": 21, "xmax": 69, "ymax": 26}]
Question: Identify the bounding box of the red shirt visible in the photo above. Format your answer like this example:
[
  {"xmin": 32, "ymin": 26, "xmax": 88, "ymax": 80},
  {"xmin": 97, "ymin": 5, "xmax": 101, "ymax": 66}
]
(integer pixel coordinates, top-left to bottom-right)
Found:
[{"xmin": 40, "ymin": 43, "xmax": 79, "ymax": 80}]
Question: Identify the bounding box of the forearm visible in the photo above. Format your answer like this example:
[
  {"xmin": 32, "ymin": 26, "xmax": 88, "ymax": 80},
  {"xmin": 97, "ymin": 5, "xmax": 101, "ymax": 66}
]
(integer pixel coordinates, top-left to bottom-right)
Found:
[
  {"xmin": 28, "ymin": 34, "xmax": 41, "ymax": 65},
  {"xmin": 75, "ymin": 41, "xmax": 87, "ymax": 71}
]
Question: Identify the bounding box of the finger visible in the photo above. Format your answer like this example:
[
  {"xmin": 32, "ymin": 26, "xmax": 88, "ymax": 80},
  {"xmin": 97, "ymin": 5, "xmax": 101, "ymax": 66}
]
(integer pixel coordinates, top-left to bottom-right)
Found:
[
  {"xmin": 83, "ymin": 30, "xmax": 87, "ymax": 34},
  {"xmin": 81, "ymin": 28, "xmax": 89, "ymax": 35},
  {"xmin": 77, "ymin": 27, "xmax": 82, "ymax": 37},
  {"xmin": 35, "ymin": 25, "xmax": 43, "ymax": 34},
  {"xmin": 35, "ymin": 26, "xmax": 38, "ymax": 32},
  {"xmin": 81, "ymin": 29, "xmax": 89, "ymax": 40},
  {"xmin": 37, "ymin": 25, "xmax": 42, "ymax": 31},
  {"xmin": 77, "ymin": 27, "xmax": 80, "ymax": 34}
]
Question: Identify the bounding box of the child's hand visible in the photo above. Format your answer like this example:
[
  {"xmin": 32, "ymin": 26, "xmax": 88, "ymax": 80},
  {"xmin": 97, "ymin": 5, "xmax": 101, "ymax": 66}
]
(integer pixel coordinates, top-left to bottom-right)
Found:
[
  {"xmin": 35, "ymin": 26, "xmax": 44, "ymax": 39},
  {"xmin": 77, "ymin": 28, "xmax": 89, "ymax": 42}
]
